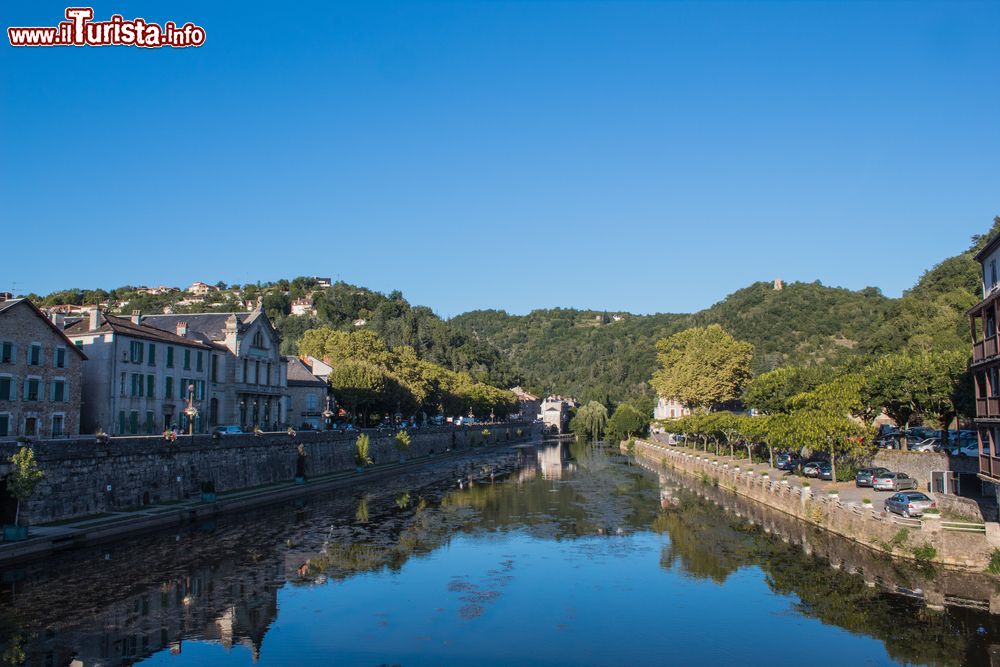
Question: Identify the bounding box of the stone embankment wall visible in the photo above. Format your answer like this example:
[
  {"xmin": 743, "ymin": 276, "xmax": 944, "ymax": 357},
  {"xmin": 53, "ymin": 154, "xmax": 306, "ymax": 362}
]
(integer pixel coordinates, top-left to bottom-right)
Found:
[
  {"xmin": 633, "ymin": 439, "xmax": 1000, "ymax": 570},
  {"xmin": 1, "ymin": 423, "xmax": 542, "ymax": 525}
]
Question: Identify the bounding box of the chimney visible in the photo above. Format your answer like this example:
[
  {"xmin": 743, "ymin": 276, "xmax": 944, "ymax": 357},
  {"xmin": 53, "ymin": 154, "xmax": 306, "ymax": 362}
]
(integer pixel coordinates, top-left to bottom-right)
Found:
[
  {"xmin": 49, "ymin": 312, "xmax": 65, "ymax": 328},
  {"xmin": 176, "ymin": 321, "xmax": 189, "ymax": 337},
  {"xmin": 89, "ymin": 307, "xmax": 101, "ymax": 330},
  {"xmin": 131, "ymin": 310, "xmax": 142, "ymax": 325}
]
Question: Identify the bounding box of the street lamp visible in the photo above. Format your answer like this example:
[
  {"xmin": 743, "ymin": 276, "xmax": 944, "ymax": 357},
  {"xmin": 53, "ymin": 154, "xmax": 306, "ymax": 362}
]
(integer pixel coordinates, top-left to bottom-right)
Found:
[
  {"xmin": 322, "ymin": 395, "xmax": 334, "ymax": 430},
  {"xmin": 184, "ymin": 383, "xmax": 198, "ymax": 436}
]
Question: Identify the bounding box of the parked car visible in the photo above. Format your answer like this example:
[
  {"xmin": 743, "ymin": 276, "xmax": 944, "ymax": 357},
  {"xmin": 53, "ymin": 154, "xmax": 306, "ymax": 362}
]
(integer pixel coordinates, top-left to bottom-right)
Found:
[
  {"xmin": 950, "ymin": 440, "xmax": 987, "ymax": 457},
  {"xmin": 855, "ymin": 467, "xmax": 890, "ymax": 487},
  {"xmin": 884, "ymin": 491, "xmax": 936, "ymax": 518},
  {"xmin": 213, "ymin": 425, "xmax": 243, "ymax": 436},
  {"xmin": 907, "ymin": 426, "xmax": 938, "ymax": 440},
  {"xmin": 801, "ymin": 462, "xmax": 822, "ymax": 478},
  {"xmin": 775, "ymin": 452, "xmax": 800, "ymax": 471},
  {"xmin": 910, "ymin": 437, "xmax": 941, "ymax": 453},
  {"xmin": 872, "ymin": 471, "xmax": 918, "ymax": 492},
  {"xmin": 817, "ymin": 462, "xmax": 834, "ymax": 481}
]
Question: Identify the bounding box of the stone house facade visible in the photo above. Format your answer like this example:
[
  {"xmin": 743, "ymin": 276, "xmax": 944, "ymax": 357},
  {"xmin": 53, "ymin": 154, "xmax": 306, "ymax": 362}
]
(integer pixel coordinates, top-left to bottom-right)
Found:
[
  {"xmin": 654, "ymin": 396, "xmax": 691, "ymax": 420},
  {"xmin": 64, "ymin": 310, "xmax": 214, "ymax": 435},
  {"xmin": 286, "ymin": 357, "xmax": 328, "ymax": 430},
  {"xmin": 142, "ymin": 307, "xmax": 288, "ymax": 430},
  {"xmin": 0, "ymin": 298, "xmax": 86, "ymax": 439}
]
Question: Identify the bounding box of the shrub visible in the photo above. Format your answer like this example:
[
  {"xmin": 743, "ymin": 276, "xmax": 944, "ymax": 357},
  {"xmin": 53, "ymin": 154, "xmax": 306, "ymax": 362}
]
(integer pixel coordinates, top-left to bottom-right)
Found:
[
  {"xmin": 911, "ymin": 543, "xmax": 937, "ymax": 563},
  {"xmin": 986, "ymin": 549, "xmax": 1000, "ymax": 574},
  {"xmin": 801, "ymin": 481, "xmax": 811, "ymax": 488},
  {"xmin": 394, "ymin": 430, "xmax": 411, "ymax": 452},
  {"xmin": 862, "ymin": 497, "xmax": 872, "ymax": 505},
  {"xmin": 482, "ymin": 429, "xmax": 491, "ymax": 440},
  {"xmin": 355, "ymin": 434, "xmax": 372, "ymax": 466}
]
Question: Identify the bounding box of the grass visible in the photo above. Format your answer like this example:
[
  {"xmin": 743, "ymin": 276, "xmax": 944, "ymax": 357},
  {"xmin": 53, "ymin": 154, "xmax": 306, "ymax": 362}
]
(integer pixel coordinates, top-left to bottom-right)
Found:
[
  {"xmin": 987, "ymin": 549, "xmax": 1000, "ymax": 574},
  {"xmin": 911, "ymin": 543, "xmax": 938, "ymax": 563}
]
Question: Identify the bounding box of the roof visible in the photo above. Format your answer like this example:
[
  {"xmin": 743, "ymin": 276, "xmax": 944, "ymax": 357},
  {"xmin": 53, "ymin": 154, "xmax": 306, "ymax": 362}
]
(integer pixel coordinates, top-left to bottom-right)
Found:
[
  {"xmin": 286, "ymin": 356, "xmax": 327, "ymax": 387},
  {"xmin": 975, "ymin": 233, "xmax": 1000, "ymax": 263},
  {"xmin": 64, "ymin": 312, "xmax": 213, "ymax": 349},
  {"xmin": 141, "ymin": 312, "xmax": 256, "ymax": 343},
  {"xmin": 0, "ymin": 299, "xmax": 87, "ymax": 359}
]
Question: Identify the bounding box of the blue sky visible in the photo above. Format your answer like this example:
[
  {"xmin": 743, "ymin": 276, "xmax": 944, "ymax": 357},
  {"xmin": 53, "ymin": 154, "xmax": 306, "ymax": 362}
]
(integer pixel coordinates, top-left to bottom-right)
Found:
[{"xmin": 2, "ymin": 1, "xmax": 998, "ymax": 317}]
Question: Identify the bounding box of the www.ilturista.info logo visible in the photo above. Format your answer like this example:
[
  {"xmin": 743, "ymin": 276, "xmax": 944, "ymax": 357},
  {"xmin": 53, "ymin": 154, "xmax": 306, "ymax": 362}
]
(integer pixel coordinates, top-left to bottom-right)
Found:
[{"xmin": 8, "ymin": 8, "xmax": 205, "ymax": 48}]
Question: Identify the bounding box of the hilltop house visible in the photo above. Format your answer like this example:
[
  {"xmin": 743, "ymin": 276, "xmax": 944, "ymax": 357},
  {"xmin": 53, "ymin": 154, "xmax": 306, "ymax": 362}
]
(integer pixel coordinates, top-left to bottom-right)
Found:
[
  {"xmin": 0, "ymin": 297, "xmax": 86, "ymax": 439},
  {"xmin": 290, "ymin": 298, "xmax": 315, "ymax": 317},
  {"xmin": 187, "ymin": 282, "xmax": 219, "ymax": 296},
  {"xmin": 142, "ymin": 306, "xmax": 288, "ymax": 431},
  {"xmin": 65, "ymin": 310, "xmax": 214, "ymax": 435}
]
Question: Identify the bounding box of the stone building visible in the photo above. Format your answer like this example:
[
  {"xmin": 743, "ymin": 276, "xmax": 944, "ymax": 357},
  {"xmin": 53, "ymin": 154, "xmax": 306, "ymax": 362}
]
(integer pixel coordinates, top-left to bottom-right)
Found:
[
  {"xmin": 286, "ymin": 357, "xmax": 328, "ymax": 430},
  {"xmin": 0, "ymin": 298, "xmax": 86, "ymax": 439},
  {"xmin": 142, "ymin": 306, "xmax": 288, "ymax": 431},
  {"xmin": 64, "ymin": 310, "xmax": 214, "ymax": 435},
  {"xmin": 969, "ymin": 233, "xmax": 1000, "ymax": 487},
  {"xmin": 510, "ymin": 386, "xmax": 541, "ymax": 422},
  {"xmin": 540, "ymin": 395, "xmax": 576, "ymax": 433}
]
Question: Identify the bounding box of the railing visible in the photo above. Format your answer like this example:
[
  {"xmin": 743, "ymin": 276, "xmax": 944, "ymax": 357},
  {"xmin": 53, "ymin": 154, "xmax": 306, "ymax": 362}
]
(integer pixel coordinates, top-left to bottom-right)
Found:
[
  {"xmin": 974, "ymin": 340, "xmax": 985, "ymax": 363},
  {"xmin": 941, "ymin": 521, "xmax": 987, "ymax": 533},
  {"xmin": 890, "ymin": 515, "xmax": 923, "ymax": 528},
  {"xmin": 978, "ymin": 397, "xmax": 1000, "ymax": 418}
]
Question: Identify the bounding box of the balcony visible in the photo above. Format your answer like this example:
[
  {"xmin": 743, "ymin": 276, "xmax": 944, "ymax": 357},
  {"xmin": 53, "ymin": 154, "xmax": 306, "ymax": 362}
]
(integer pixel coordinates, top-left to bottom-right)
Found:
[
  {"xmin": 973, "ymin": 336, "xmax": 999, "ymax": 364},
  {"xmin": 977, "ymin": 397, "xmax": 1000, "ymax": 418}
]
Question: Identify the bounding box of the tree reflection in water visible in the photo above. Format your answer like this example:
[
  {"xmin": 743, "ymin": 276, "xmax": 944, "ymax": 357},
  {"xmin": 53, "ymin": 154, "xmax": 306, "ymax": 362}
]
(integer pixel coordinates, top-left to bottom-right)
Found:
[{"xmin": 0, "ymin": 441, "xmax": 998, "ymax": 666}]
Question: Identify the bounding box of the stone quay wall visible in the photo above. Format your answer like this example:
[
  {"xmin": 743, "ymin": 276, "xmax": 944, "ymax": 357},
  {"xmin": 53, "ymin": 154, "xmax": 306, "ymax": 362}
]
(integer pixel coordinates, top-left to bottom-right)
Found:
[
  {"xmin": 633, "ymin": 439, "xmax": 1000, "ymax": 570},
  {"xmin": 1, "ymin": 423, "xmax": 542, "ymax": 525}
]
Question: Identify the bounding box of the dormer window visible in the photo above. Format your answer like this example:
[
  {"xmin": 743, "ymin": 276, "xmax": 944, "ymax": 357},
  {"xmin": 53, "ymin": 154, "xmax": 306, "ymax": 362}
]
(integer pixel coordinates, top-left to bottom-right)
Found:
[{"xmin": 252, "ymin": 331, "xmax": 264, "ymax": 349}]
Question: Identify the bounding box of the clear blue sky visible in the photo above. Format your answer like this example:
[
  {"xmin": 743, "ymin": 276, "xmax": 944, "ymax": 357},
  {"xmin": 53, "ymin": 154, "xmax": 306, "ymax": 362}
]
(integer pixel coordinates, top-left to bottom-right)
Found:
[{"xmin": 2, "ymin": 1, "xmax": 998, "ymax": 317}]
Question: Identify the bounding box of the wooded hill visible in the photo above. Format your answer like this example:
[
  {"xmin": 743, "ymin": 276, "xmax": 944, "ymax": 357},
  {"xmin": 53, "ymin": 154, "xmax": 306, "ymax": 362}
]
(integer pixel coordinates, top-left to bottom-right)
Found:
[{"xmin": 452, "ymin": 217, "xmax": 999, "ymax": 404}]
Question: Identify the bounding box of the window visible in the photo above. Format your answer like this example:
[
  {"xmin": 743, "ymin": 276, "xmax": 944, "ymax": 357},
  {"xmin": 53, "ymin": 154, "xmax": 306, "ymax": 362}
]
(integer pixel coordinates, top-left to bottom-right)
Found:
[
  {"xmin": 0, "ymin": 342, "xmax": 12, "ymax": 364},
  {"xmin": 252, "ymin": 331, "xmax": 264, "ymax": 348},
  {"xmin": 183, "ymin": 349, "xmax": 191, "ymax": 370},
  {"xmin": 129, "ymin": 410, "xmax": 139, "ymax": 435},
  {"xmin": 211, "ymin": 355, "xmax": 218, "ymax": 382},
  {"xmin": 242, "ymin": 358, "xmax": 248, "ymax": 383},
  {"xmin": 197, "ymin": 380, "xmax": 205, "ymax": 400},
  {"xmin": 991, "ymin": 367, "xmax": 1000, "ymax": 399},
  {"xmin": 24, "ymin": 417, "xmax": 36, "ymax": 437},
  {"xmin": 196, "ymin": 351, "xmax": 203, "ymax": 372},
  {"xmin": 120, "ymin": 372, "xmax": 127, "ymax": 397},
  {"xmin": 165, "ymin": 377, "xmax": 174, "ymax": 399},
  {"xmin": 55, "ymin": 347, "xmax": 66, "ymax": 369},
  {"xmin": 52, "ymin": 414, "xmax": 64, "ymax": 437},
  {"xmin": 52, "ymin": 379, "xmax": 66, "ymax": 402},
  {"xmin": 180, "ymin": 379, "xmax": 188, "ymax": 399},
  {"xmin": 166, "ymin": 346, "xmax": 174, "ymax": 368},
  {"xmin": 74, "ymin": 340, "xmax": 83, "ymax": 351},
  {"xmin": 148, "ymin": 343, "xmax": 156, "ymax": 366},
  {"xmin": 29, "ymin": 344, "xmax": 41, "ymax": 366},
  {"xmin": 992, "ymin": 259, "xmax": 997, "ymax": 288},
  {"xmin": 118, "ymin": 411, "xmax": 126, "ymax": 435},
  {"xmin": 25, "ymin": 378, "xmax": 39, "ymax": 401},
  {"xmin": 255, "ymin": 361, "xmax": 260, "ymax": 385},
  {"xmin": 265, "ymin": 363, "xmax": 271, "ymax": 386},
  {"xmin": 0, "ymin": 414, "xmax": 8, "ymax": 437},
  {"xmin": 0, "ymin": 376, "xmax": 10, "ymax": 401},
  {"xmin": 307, "ymin": 393, "xmax": 317, "ymax": 410},
  {"xmin": 130, "ymin": 340, "xmax": 143, "ymax": 363},
  {"xmin": 145, "ymin": 411, "xmax": 155, "ymax": 435},
  {"xmin": 147, "ymin": 374, "xmax": 155, "ymax": 398}
]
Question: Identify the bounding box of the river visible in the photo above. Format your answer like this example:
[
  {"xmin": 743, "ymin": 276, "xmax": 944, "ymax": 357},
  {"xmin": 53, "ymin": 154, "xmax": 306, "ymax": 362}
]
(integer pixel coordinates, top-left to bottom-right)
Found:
[{"xmin": 0, "ymin": 439, "xmax": 996, "ymax": 666}]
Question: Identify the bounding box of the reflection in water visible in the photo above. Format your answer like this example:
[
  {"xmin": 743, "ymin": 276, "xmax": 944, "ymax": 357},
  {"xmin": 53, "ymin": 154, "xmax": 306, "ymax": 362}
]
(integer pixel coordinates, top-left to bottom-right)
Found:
[{"xmin": 0, "ymin": 441, "xmax": 996, "ymax": 666}]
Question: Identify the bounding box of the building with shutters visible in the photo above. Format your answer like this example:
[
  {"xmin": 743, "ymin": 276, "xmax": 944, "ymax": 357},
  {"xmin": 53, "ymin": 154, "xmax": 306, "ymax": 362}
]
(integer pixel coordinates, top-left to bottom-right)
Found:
[
  {"xmin": 0, "ymin": 297, "xmax": 86, "ymax": 439},
  {"xmin": 64, "ymin": 309, "xmax": 214, "ymax": 435}
]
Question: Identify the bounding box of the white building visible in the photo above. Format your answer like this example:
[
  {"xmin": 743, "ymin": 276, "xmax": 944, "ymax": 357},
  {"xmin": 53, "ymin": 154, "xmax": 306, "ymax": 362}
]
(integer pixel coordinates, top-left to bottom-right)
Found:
[{"xmin": 654, "ymin": 396, "xmax": 690, "ymax": 420}]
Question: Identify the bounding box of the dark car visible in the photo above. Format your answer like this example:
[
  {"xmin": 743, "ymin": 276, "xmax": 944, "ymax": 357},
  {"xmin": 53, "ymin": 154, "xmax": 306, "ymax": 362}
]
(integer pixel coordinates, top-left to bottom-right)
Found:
[
  {"xmin": 855, "ymin": 467, "xmax": 890, "ymax": 487},
  {"xmin": 817, "ymin": 462, "xmax": 834, "ymax": 480},
  {"xmin": 775, "ymin": 452, "xmax": 800, "ymax": 471},
  {"xmin": 884, "ymin": 491, "xmax": 935, "ymax": 518}
]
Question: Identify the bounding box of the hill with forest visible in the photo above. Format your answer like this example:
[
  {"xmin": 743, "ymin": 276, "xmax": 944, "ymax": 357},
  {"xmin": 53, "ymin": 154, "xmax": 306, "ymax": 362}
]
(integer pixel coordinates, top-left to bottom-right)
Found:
[
  {"xmin": 451, "ymin": 217, "xmax": 1000, "ymax": 404},
  {"xmin": 24, "ymin": 217, "xmax": 999, "ymax": 407}
]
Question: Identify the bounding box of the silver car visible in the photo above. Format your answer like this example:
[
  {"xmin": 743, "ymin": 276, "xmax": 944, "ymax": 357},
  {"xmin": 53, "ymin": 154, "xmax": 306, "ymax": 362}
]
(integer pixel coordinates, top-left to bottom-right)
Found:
[
  {"xmin": 884, "ymin": 491, "xmax": 936, "ymax": 518},
  {"xmin": 872, "ymin": 471, "xmax": 918, "ymax": 492}
]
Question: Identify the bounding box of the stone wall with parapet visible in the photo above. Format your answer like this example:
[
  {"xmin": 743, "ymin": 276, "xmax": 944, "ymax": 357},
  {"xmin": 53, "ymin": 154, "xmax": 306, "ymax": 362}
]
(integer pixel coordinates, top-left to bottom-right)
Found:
[
  {"xmin": 0, "ymin": 423, "xmax": 542, "ymax": 524},
  {"xmin": 632, "ymin": 439, "xmax": 1000, "ymax": 570}
]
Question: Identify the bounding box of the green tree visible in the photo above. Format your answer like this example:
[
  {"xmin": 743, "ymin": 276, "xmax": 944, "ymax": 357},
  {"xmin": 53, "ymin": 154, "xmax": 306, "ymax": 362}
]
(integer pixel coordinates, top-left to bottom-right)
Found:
[
  {"xmin": 651, "ymin": 325, "xmax": 754, "ymax": 411},
  {"xmin": 571, "ymin": 401, "xmax": 608, "ymax": 441},
  {"xmin": 743, "ymin": 366, "xmax": 826, "ymax": 414},
  {"xmin": 910, "ymin": 350, "xmax": 974, "ymax": 448},
  {"xmin": 606, "ymin": 403, "xmax": 649, "ymax": 443},
  {"xmin": 863, "ymin": 354, "xmax": 919, "ymax": 451},
  {"xmin": 8, "ymin": 447, "xmax": 43, "ymax": 528}
]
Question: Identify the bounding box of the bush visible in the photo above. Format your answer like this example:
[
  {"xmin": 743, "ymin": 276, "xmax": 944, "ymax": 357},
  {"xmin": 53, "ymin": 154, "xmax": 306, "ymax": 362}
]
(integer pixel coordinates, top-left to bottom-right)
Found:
[
  {"xmin": 355, "ymin": 434, "xmax": 372, "ymax": 466},
  {"xmin": 834, "ymin": 462, "xmax": 859, "ymax": 483},
  {"xmin": 394, "ymin": 430, "xmax": 411, "ymax": 452},
  {"xmin": 987, "ymin": 549, "xmax": 1000, "ymax": 574},
  {"xmin": 911, "ymin": 543, "xmax": 937, "ymax": 563}
]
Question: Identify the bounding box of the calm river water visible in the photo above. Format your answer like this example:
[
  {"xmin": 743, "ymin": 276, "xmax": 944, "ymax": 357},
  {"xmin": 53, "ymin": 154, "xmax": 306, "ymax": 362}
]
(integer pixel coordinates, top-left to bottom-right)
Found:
[{"xmin": 0, "ymin": 440, "xmax": 997, "ymax": 666}]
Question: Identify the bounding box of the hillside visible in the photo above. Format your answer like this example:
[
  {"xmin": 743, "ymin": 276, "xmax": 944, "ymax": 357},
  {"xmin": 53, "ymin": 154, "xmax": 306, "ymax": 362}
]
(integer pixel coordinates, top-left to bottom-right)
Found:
[{"xmin": 452, "ymin": 217, "xmax": 1000, "ymax": 403}]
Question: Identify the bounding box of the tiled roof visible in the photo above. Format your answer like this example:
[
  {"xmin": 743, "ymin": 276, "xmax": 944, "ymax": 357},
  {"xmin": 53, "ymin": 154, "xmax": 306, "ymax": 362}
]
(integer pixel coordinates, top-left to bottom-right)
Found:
[
  {"xmin": 286, "ymin": 356, "xmax": 327, "ymax": 386},
  {"xmin": 64, "ymin": 312, "xmax": 213, "ymax": 349},
  {"xmin": 0, "ymin": 299, "xmax": 88, "ymax": 358}
]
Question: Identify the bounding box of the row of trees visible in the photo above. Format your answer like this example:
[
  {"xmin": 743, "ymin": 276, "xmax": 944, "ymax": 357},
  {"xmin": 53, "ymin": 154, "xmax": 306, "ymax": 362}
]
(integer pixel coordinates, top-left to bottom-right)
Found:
[{"xmin": 298, "ymin": 327, "xmax": 518, "ymax": 425}]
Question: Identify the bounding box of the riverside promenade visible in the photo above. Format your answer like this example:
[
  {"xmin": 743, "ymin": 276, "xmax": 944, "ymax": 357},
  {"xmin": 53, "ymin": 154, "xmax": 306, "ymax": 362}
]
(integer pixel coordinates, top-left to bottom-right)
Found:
[{"xmin": 632, "ymin": 438, "xmax": 1000, "ymax": 570}]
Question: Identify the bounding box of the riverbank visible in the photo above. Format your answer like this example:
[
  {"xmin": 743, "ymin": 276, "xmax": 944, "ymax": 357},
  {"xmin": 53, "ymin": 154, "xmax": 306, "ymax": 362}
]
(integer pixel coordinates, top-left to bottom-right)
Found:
[
  {"xmin": 632, "ymin": 439, "xmax": 1000, "ymax": 571},
  {"xmin": 0, "ymin": 426, "xmax": 543, "ymax": 564}
]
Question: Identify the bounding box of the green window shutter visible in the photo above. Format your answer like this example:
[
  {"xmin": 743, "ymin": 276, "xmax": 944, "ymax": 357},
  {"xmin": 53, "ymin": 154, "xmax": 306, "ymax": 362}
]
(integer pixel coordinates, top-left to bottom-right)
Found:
[
  {"xmin": 148, "ymin": 344, "xmax": 156, "ymax": 366},
  {"xmin": 129, "ymin": 411, "xmax": 139, "ymax": 435},
  {"xmin": 196, "ymin": 351, "xmax": 203, "ymax": 372},
  {"xmin": 147, "ymin": 374, "xmax": 155, "ymax": 398},
  {"xmin": 118, "ymin": 411, "xmax": 125, "ymax": 434},
  {"xmin": 166, "ymin": 377, "xmax": 173, "ymax": 399},
  {"xmin": 0, "ymin": 414, "xmax": 7, "ymax": 437},
  {"xmin": 0, "ymin": 377, "xmax": 8, "ymax": 400},
  {"xmin": 184, "ymin": 349, "xmax": 191, "ymax": 370},
  {"xmin": 166, "ymin": 347, "xmax": 174, "ymax": 368},
  {"xmin": 145, "ymin": 411, "xmax": 154, "ymax": 434},
  {"xmin": 55, "ymin": 347, "xmax": 65, "ymax": 368}
]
